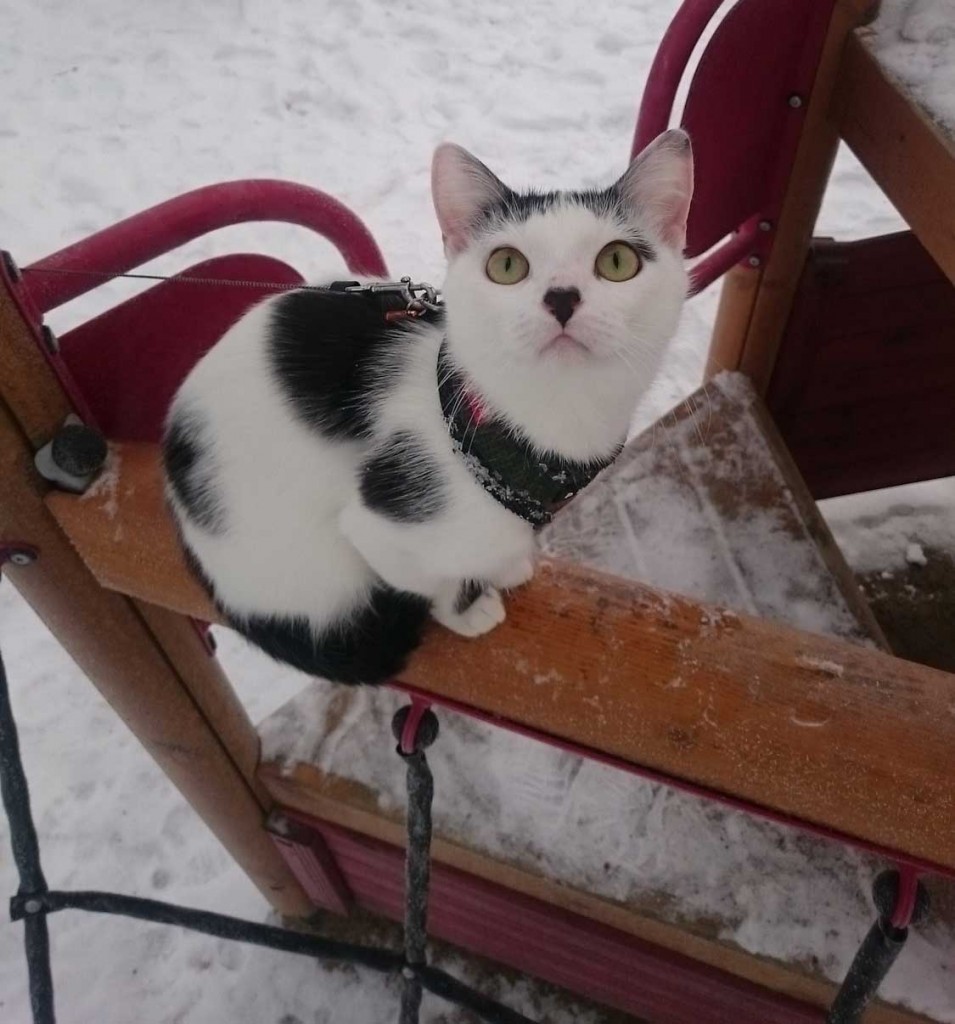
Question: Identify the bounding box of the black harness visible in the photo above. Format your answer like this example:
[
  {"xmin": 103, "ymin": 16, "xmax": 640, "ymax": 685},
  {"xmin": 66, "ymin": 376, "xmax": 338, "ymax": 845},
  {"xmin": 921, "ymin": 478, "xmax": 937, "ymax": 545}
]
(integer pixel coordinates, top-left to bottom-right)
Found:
[
  {"xmin": 332, "ymin": 280, "xmax": 621, "ymax": 528},
  {"xmin": 436, "ymin": 342, "xmax": 621, "ymax": 528}
]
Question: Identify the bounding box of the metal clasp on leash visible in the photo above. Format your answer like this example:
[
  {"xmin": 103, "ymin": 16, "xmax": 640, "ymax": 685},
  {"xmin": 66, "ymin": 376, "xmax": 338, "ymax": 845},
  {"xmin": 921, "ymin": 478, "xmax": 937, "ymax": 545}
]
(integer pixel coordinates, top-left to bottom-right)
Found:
[{"xmin": 341, "ymin": 277, "xmax": 442, "ymax": 320}]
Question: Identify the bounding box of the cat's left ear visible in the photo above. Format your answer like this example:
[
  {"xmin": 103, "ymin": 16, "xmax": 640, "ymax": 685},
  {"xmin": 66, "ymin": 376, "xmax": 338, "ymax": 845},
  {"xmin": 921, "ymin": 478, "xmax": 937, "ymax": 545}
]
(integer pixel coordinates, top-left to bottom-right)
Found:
[
  {"xmin": 615, "ymin": 129, "xmax": 694, "ymax": 252},
  {"xmin": 432, "ymin": 143, "xmax": 507, "ymax": 255}
]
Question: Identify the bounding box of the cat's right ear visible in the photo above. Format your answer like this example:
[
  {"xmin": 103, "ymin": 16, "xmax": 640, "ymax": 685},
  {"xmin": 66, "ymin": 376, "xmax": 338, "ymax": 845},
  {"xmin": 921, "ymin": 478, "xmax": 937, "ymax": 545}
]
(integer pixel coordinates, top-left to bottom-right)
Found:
[
  {"xmin": 616, "ymin": 129, "xmax": 694, "ymax": 252},
  {"xmin": 432, "ymin": 143, "xmax": 507, "ymax": 255}
]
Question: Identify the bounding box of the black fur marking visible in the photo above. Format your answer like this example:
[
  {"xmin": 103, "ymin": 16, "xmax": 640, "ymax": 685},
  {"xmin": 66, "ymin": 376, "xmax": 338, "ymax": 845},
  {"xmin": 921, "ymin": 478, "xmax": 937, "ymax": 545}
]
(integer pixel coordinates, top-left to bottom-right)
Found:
[
  {"xmin": 229, "ymin": 587, "xmax": 431, "ymax": 685},
  {"xmin": 454, "ymin": 579, "xmax": 486, "ymax": 615},
  {"xmin": 476, "ymin": 186, "xmax": 656, "ymax": 263},
  {"xmin": 360, "ymin": 431, "xmax": 448, "ymax": 523},
  {"xmin": 163, "ymin": 411, "xmax": 226, "ymax": 534},
  {"xmin": 268, "ymin": 290, "xmax": 442, "ymax": 440},
  {"xmin": 176, "ymin": 535, "xmax": 429, "ymax": 685}
]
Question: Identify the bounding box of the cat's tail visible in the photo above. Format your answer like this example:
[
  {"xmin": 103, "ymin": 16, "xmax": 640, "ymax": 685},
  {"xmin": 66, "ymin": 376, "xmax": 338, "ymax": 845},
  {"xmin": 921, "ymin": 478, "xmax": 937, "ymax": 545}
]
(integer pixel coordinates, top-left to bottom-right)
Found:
[{"xmin": 228, "ymin": 585, "xmax": 432, "ymax": 686}]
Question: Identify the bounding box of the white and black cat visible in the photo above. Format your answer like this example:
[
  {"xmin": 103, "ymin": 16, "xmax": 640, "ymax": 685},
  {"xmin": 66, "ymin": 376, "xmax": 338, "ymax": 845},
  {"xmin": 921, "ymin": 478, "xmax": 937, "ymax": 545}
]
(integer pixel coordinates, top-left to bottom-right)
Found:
[{"xmin": 162, "ymin": 130, "xmax": 693, "ymax": 684}]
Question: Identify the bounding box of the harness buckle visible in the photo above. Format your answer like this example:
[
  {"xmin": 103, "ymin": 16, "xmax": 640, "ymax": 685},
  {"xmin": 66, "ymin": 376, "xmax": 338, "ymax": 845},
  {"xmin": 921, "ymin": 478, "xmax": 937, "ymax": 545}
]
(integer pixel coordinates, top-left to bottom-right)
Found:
[{"xmin": 342, "ymin": 276, "xmax": 442, "ymax": 314}]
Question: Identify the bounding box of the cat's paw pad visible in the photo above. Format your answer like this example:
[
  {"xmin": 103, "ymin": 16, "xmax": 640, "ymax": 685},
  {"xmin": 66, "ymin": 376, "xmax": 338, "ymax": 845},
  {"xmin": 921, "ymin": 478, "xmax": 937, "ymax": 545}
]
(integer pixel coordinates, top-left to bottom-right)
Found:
[{"xmin": 434, "ymin": 587, "xmax": 506, "ymax": 638}]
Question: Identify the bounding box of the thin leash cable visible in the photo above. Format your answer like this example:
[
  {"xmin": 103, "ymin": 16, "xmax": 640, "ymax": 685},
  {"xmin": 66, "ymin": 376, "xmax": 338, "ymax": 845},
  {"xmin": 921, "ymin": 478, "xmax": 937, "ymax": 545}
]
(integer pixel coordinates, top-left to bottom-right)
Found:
[
  {"xmin": 20, "ymin": 266, "xmax": 445, "ymax": 310},
  {"xmin": 21, "ymin": 265, "xmax": 353, "ymax": 293}
]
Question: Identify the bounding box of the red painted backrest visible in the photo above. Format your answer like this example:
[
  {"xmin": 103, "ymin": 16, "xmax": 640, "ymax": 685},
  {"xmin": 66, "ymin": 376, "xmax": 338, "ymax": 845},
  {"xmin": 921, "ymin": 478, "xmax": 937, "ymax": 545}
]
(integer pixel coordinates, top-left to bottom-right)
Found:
[
  {"xmin": 23, "ymin": 180, "xmax": 388, "ymax": 443},
  {"xmin": 58, "ymin": 255, "xmax": 302, "ymax": 444},
  {"xmin": 634, "ymin": 0, "xmax": 836, "ymax": 288}
]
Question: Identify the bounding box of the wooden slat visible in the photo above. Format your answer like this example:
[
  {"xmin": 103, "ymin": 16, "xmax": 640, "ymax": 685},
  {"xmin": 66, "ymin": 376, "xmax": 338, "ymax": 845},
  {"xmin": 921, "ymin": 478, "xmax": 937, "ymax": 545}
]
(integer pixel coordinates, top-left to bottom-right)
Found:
[
  {"xmin": 46, "ymin": 441, "xmax": 955, "ymax": 876},
  {"xmin": 259, "ymin": 758, "xmax": 932, "ymax": 1024},
  {"xmin": 837, "ymin": 31, "xmax": 955, "ymax": 287},
  {"xmin": 0, "ymin": 275, "xmax": 312, "ymax": 917},
  {"xmin": 705, "ymin": 0, "xmax": 872, "ymax": 390}
]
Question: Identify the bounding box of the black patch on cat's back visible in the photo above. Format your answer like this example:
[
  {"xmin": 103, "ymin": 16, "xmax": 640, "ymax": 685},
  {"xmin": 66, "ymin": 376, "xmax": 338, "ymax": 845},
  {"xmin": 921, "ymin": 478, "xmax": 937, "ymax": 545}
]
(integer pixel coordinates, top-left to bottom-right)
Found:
[
  {"xmin": 163, "ymin": 410, "xmax": 226, "ymax": 533},
  {"xmin": 269, "ymin": 290, "xmax": 439, "ymax": 440},
  {"xmin": 231, "ymin": 586, "xmax": 431, "ymax": 685},
  {"xmin": 360, "ymin": 431, "xmax": 448, "ymax": 523}
]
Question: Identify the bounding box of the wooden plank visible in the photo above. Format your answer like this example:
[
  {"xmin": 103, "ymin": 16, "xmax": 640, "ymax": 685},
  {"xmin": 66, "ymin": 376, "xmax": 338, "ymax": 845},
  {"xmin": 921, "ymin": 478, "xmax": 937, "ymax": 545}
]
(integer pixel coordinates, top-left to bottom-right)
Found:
[
  {"xmin": 543, "ymin": 374, "xmax": 887, "ymax": 649},
  {"xmin": 705, "ymin": 0, "xmax": 873, "ymax": 391},
  {"xmin": 53, "ymin": 441, "xmax": 220, "ymax": 622},
  {"xmin": 0, "ymin": 277, "xmax": 312, "ymax": 916},
  {"xmin": 258, "ymin": 758, "xmax": 931, "ymax": 1024},
  {"xmin": 46, "ymin": 439, "xmax": 955, "ymax": 875},
  {"xmin": 837, "ymin": 31, "xmax": 955, "ymax": 287}
]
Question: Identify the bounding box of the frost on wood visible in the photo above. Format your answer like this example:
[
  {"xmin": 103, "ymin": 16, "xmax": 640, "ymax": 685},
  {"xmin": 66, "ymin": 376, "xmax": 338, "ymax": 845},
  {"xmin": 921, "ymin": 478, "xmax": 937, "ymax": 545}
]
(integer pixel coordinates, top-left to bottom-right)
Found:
[
  {"xmin": 867, "ymin": 0, "xmax": 955, "ymax": 134},
  {"xmin": 259, "ymin": 373, "xmax": 955, "ymax": 1020}
]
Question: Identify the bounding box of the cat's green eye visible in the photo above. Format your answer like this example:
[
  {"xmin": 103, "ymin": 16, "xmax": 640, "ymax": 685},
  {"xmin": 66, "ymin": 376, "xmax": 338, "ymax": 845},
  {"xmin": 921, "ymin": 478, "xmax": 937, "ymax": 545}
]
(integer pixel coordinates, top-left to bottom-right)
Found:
[
  {"xmin": 595, "ymin": 241, "xmax": 641, "ymax": 282},
  {"xmin": 486, "ymin": 247, "xmax": 529, "ymax": 285}
]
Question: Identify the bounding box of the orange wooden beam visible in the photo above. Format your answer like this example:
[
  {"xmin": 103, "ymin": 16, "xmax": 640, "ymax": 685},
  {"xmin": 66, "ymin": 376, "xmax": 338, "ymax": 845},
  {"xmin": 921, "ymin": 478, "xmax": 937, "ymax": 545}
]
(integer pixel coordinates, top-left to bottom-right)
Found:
[
  {"xmin": 837, "ymin": 31, "xmax": 955, "ymax": 288},
  {"xmin": 47, "ymin": 442, "xmax": 955, "ymax": 875}
]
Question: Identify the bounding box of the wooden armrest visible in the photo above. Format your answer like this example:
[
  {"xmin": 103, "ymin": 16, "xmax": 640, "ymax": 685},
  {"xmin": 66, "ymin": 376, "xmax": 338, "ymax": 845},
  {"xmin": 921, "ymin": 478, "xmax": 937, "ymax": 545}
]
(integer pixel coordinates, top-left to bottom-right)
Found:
[
  {"xmin": 47, "ymin": 442, "xmax": 955, "ymax": 874},
  {"xmin": 47, "ymin": 443, "xmax": 221, "ymax": 623},
  {"xmin": 837, "ymin": 31, "xmax": 955, "ymax": 285}
]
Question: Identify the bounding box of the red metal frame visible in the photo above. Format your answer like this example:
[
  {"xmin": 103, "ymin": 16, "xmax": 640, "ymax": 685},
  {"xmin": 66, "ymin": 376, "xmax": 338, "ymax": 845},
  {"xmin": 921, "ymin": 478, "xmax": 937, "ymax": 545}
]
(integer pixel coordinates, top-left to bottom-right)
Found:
[
  {"xmin": 266, "ymin": 813, "xmax": 352, "ymax": 915},
  {"xmin": 22, "ymin": 179, "xmax": 388, "ymax": 315},
  {"xmin": 635, "ymin": 0, "xmax": 836, "ymax": 292}
]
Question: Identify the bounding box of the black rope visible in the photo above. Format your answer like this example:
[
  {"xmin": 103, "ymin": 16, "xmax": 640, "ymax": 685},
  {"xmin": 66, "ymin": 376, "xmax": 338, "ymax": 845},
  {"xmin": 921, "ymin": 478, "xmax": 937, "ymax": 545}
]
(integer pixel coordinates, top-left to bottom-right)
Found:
[
  {"xmin": 0, "ymin": 609, "xmax": 537, "ymax": 1024},
  {"xmin": 9, "ymin": 890, "xmax": 403, "ymax": 973},
  {"xmin": 0, "ymin": 645, "xmax": 55, "ymax": 1024},
  {"xmin": 826, "ymin": 870, "xmax": 931, "ymax": 1024},
  {"xmin": 826, "ymin": 918, "xmax": 907, "ymax": 1024},
  {"xmin": 399, "ymin": 741, "xmax": 435, "ymax": 1023}
]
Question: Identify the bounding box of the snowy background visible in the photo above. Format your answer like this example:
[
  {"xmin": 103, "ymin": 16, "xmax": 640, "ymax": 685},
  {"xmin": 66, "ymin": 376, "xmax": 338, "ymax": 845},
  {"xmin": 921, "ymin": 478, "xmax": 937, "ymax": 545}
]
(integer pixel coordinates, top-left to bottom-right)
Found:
[{"xmin": 2, "ymin": 0, "xmax": 954, "ymax": 1021}]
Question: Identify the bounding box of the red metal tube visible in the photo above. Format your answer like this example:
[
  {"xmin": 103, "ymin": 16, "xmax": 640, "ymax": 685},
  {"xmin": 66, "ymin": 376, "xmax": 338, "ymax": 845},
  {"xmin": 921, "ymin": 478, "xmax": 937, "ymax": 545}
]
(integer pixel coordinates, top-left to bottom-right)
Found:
[
  {"xmin": 631, "ymin": 0, "xmax": 727, "ymax": 156},
  {"xmin": 23, "ymin": 180, "xmax": 388, "ymax": 314}
]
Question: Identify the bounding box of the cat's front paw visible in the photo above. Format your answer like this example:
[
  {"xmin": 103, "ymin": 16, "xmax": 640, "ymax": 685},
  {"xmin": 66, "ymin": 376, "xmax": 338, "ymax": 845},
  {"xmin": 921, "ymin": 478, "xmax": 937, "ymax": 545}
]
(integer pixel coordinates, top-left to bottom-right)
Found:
[{"xmin": 433, "ymin": 587, "xmax": 506, "ymax": 638}]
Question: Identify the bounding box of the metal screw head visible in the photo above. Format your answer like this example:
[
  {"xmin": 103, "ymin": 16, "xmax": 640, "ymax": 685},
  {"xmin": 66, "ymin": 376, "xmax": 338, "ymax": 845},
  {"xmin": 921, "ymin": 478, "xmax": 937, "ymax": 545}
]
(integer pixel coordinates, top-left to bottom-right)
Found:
[
  {"xmin": 747, "ymin": 255, "xmax": 762, "ymax": 268},
  {"xmin": 23, "ymin": 899, "xmax": 42, "ymax": 915},
  {"xmin": 51, "ymin": 423, "xmax": 108, "ymax": 477},
  {"xmin": 788, "ymin": 94, "xmax": 804, "ymax": 109},
  {"xmin": 2, "ymin": 250, "xmax": 21, "ymax": 282},
  {"xmin": 758, "ymin": 220, "xmax": 773, "ymax": 232},
  {"xmin": 41, "ymin": 324, "xmax": 59, "ymax": 354}
]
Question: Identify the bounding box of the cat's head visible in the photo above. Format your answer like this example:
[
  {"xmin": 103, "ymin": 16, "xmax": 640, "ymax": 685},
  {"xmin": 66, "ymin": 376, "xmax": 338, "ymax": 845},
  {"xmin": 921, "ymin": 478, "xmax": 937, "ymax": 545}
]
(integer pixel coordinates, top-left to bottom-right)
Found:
[{"xmin": 431, "ymin": 132, "xmax": 693, "ymax": 457}]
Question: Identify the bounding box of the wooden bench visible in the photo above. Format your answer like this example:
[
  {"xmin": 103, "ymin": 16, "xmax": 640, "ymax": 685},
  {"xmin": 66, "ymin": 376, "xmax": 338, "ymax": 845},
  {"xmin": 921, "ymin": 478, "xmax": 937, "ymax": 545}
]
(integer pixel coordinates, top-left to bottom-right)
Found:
[
  {"xmin": 3, "ymin": 2, "xmax": 954, "ymax": 1020},
  {"xmin": 253, "ymin": 375, "xmax": 952, "ymax": 1023}
]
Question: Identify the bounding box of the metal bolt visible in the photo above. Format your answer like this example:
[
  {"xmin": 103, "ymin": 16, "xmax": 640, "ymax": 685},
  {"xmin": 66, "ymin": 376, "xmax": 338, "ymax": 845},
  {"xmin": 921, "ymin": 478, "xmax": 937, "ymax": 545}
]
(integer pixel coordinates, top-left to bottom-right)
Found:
[
  {"xmin": 758, "ymin": 220, "xmax": 773, "ymax": 232},
  {"xmin": 747, "ymin": 255, "xmax": 762, "ymax": 268},
  {"xmin": 2, "ymin": 250, "xmax": 21, "ymax": 282},
  {"xmin": 51, "ymin": 423, "xmax": 108, "ymax": 478},
  {"xmin": 265, "ymin": 811, "xmax": 292, "ymax": 837},
  {"xmin": 788, "ymin": 94, "xmax": 804, "ymax": 109},
  {"xmin": 0, "ymin": 544, "xmax": 38, "ymax": 568},
  {"xmin": 23, "ymin": 899, "xmax": 42, "ymax": 915},
  {"xmin": 41, "ymin": 325, "xmax": 59, "ymax": 354}
]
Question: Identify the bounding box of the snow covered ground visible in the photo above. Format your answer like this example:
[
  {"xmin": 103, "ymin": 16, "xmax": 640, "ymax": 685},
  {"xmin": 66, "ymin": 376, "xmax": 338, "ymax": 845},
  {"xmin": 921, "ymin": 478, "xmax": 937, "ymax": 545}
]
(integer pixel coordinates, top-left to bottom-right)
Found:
[{"xmin": 1, "ymin": 0, "xmax": 953, "ymax": 1021}]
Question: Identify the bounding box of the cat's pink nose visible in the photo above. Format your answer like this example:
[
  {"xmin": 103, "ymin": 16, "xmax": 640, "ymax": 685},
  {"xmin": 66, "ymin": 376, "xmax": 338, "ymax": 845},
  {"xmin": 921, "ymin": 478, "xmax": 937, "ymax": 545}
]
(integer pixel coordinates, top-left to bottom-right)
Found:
[{"xmin": 543, "ymin": 288, "xmax": 581, "ymax": 328}]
